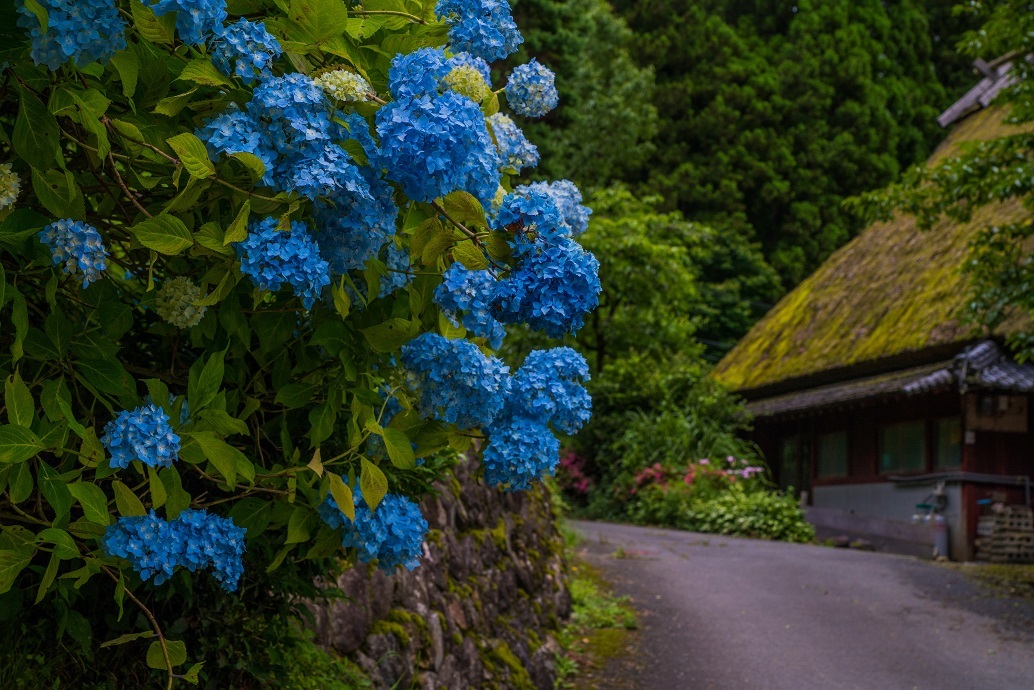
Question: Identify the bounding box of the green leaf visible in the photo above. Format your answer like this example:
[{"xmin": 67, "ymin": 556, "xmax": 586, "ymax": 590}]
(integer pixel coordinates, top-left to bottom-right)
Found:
[
  {"xmin": 35, "ymin": 552, "xmax": 59, "ymax": 603},
  {"xmin": 229, "ymin": 152, "xmax": 267, "ymax": 182},
  {"xmin": 188, "ymin": 349, "xmax": 224, "ymax": 412},
  {"xmin": 285, "ymin": 505, "xmax": 315, "ymax": 544},
  {"xmin": 148, "ymin": 466, "xmax": 167, "ymax": 509},
  {"xmin": 31, "ymin": 169, "xmax": 86, "ymax": 218},
  {"xmin": 37, "ymin": 527, "xmax": 79, "ymax": 560},
  {"xmin": 21, "ymin": 0, "xmax": 47, "ymax": 34},
  {"xmin": 75, "ymin": 357, "xmax": 136, "ymax": 398},
  {"xmin": 288, "ymin": 0, "xmax": 349, "ymax": 44},
  {"xmin": 177, "ymin": 59, "xmax": 234, "ymax": 88},
  {"xmin": 438, "ymin": 311, "xmax": 466, "ymax": 340},
  {"xmin": 153, "ymin": 88, "xmax": 197, "ymax": 117},
  {"xmin": 228, "ymin": 498, "xmax": 271, "ymax": 538},
  {"xmin": 451, "ymin": 240, "xmax": 489, "ymax": 271},
  {"xmin": 308, "ymin": 402, "xmax": 336, "ymax": 445},
  {"xmin": 13, "ymin": 88, "xmax": 60, "ymax": 170},
  {"xmin": 8, "ymin": 462, "xmax": 34, "ymax": 503},
  {"xmin": 132, "ymin": 215, "xmax": 194, "ymax": 255},
  {"xmin": 225, "ymin": 200, "xmax": 250, "ymax": 244},
  {"xmin": 0, "ymin": 425, "xmax": 44, "ymax": 464},
  {"xmin": 131, "ymin": 0, "xmax": 176, "ymax": 44},
  {"xmin": 327, "ymin": 473, "xmax": 355, "ymax": 521},
  {"xmin": 442, "ymin": 191, "xmax": 488, "ymax": 228},
  {"xmin": 275, "ymin": 382, "xmax": 320, "ymax": 409},
  {"xmin": 5, "ymin": 371, "xmax": 34, "ymax": 427},
  {"xmin": 485, "ymin": 231, "xmax": 512, "ymax": 263},
  {"xmin": 67, "ymin": 481, "xmax": 110, "ymax": 525},
  {"xmin": 182, "ymin": 661, "xmax": 204, "ymax": 685},
  {"xmin": 166, "ymin": 133, "xmax": 215, "ymax": 180},
  {"xmin": 382, "ymin": 428, "xmax": 416, "ymax": 470},
  {"xmin": 112, "ymin": 480, "xmax": 146, "ymax": 517},
  {"xmin": 38, "ymin": 462, "xmax": 73, "ymax": 522},
  {"xmin": 100, "ymin": 630, "xmax": 154, "ymax": 648},
  {"xmin": 159, "ymin": 467, "xmax": 190, "ymax": 519},
  {"xmin": 361, "ymin": 318, "xmax": 420, "ymax": 353},
  {"xmin": 147, "ymin": 639, "xmax": 187, "ymax": 669},
  {"xmin": 359, "ymin": 458, "xmax": 388, "ymax": 511},
  {"xmin": 421, "ymin": 221, "xmax": 455, "ymax": 265},
  {"xmin": 182, "ymin": 431, "xmax": 249, "ymax": 487},
  {"xmin": 0, "ymin": 546, "xmax": 34, "ymax": 594},
  {"xmin": 110, "ymin": 51, "xmax": 140, "ymax": 99}
]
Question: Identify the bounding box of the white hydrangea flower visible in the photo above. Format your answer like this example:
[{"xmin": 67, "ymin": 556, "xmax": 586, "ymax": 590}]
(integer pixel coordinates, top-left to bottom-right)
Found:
[
  {"xmin": 156, "ymin": 277, "xmax": 207, "ymax": 329},
  {"xmin": 0, "ymin": 163, "xmax": 21, "ymax": 209},
  {"xmin": 314, "ymin": 69, "xmax": 372, "ymax": 103}
]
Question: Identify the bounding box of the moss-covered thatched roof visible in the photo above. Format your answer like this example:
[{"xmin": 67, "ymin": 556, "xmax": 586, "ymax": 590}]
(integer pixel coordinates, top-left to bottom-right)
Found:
[{"xmin": 712, "ymin": 107, "xmax": 1030, "ymax": 395}]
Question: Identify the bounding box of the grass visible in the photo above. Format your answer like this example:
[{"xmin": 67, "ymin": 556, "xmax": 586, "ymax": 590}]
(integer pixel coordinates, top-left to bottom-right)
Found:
[
  {"xmin": 554, "ymin": 524, "xmax": 638, "ymax": 690},
  {"xmin": 943, "ymin": 563, "xmax": 1034, "ymax": 600}
]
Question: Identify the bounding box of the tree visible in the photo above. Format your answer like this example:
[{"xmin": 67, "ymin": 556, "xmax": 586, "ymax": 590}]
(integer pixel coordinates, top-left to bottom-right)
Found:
[{"xmin": 610, "ymin": 0, "xmax": 951, "ymax": 285}]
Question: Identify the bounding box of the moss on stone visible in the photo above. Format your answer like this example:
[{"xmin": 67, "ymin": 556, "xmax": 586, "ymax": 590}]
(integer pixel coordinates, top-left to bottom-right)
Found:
[
  {"xmin": 491, "ymin": 518, "xmax": 508, "ymax": 550},
  {"xmin": 451, "ymin": 632, "xmax": 463, "ymax": 646},
  {"xmin": 370, "ymin": 620, "xmax": 412, "ymax": 647},
  {"xmin": 485, "ymin": 641, "xmax": 535, "ymax": 690}
]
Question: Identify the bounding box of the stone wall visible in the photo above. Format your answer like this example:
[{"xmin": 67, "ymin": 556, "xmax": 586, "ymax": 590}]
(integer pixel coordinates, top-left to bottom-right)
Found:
[{"xmin": 312, "ymin": 454, "xmax": 571, "ymax": 689}]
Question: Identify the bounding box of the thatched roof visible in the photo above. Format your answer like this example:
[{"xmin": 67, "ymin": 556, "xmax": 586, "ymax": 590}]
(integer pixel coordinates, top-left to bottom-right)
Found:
[{"xmin": 712, "ymin": 107, "xmax": 1031, "ymax": 396}]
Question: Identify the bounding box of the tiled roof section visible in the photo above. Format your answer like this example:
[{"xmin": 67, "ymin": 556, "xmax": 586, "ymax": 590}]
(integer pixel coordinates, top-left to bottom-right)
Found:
[
  {"xmin": 712, "ymin": 106, "xmax": 1032, "ymax": 395},
  {"xmin": 904, "ymin": 340, "xmax": 1034, "ymax": 395},
  {"xmin": 746, "ymin": 362, "xmax": 952, "ymax": 418}
]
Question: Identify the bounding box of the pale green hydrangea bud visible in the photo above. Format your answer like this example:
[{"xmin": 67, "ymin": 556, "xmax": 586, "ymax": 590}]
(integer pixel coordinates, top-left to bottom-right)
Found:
[
  {"xmin": 492, "ymin": 185, "xmax": 507, "ymax": 210},
  {"xmin": 156, "ymin": 277, "xmax": 207, "ymax": 329},
  {"xmin": 315, "ymin": 69, "xmax": 372, "ymax": 103},
  {"xmin": 442, "ymin": 65, "xmax": 490, "ymax": 103},
  {"xmin": 0, "ymin": 163, "xmax": 21, "ymax": 210}
]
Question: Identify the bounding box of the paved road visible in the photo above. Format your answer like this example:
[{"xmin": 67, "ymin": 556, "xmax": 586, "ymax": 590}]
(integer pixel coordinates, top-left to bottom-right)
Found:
[{"xmin": 570, "ymin": 520, "xmax": 1034, "ymax": 690}]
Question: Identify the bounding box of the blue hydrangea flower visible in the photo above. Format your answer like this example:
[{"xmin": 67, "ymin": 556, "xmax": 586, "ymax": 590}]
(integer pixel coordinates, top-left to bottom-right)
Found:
[
  {"xmin": 381, "ymin": 243, "xmax": 413, "ymax": 295},
  {"xmin": 505, "ymin": 59, "xmax": 559, "ymax": 118},
  {"xmin": 376, "ymin": 91, "xmax": 500, "ymax": 205},
  {"xmin": 434, "ymin": 263, "xmax": 506, "ymax": 349},
  {"xmin": 388, "ymin": 47, "xmax": 448, "ymax": 99},
  {"xmin": 320, "ymin": 490, "xmax": 428, "ymax": 571},
  {"xmin": 508, "ymin": 347, "xmax": 592, "ymax": 435},
  {"xmin": 171, "ymin": 509, "xmax": 246, "ymax": 592},
  {"xmin": 491, "ymin": 237, "xmax": 601, "ymax": 337},
  {"xmin": 249, "ymin": 73, "xmax": 332, "ymax": 144},
  {"xmin": 38, "ymin": 219, "xmax": 109, "ymax": 287},
  {"xmin": 281, "ymin": 142, "xmax": 370, "ymax": 201},
  {"xmin": 16, "ymin": 0, "xmax": 127, "ymax": 70},
  {"xmin": 516, "ymin": 180, "xmax": 591, "ymax": 236},
  {"xmin": 237, "ymin": 218, "xmax": 331, "ymax": 309},
  {"xmin": 102, "ymin": 403, "xmax": 181, "ymax": 469},
  {"xmin": 487, "ymin": 113, "xmax": 538, "ymax": 172},
  {"xmin": 102, "ymin": 511, "xmax": 179, "ymax": 586},
  {"xmin": 482, "ymin": 413, "xmax": 559, "ymax": 491},
  {"xmin": 314, "ymin": 167, "xmax": 399, "ymax": 274},
  {"xmin": 102, "ymin": 509, "xmax": 246, "ymax": 591},
  {"xmin": 436, "ymin": 0, "xmax": 523, "ymax": 62},
  {"xmin": 150, "ymin": 0, "xmax": 227, "ymax": 46},
  {"xmin": 496, "ymin": 190, "xmax": 567, "ymax": 257},
  {"xmin": 0, "ymin": 163, "xmax": 20, "ymax": 210},
  {"xmin": 197, "ymin": 105, "xmax": 276, "ymax": 185},
  {"xmin": 211, "ymin": 18, "xmax": 281, "ymax": 84},
  {"xmin": 401, "ymin": 332, "xmax": 510, "ymax": 429}
]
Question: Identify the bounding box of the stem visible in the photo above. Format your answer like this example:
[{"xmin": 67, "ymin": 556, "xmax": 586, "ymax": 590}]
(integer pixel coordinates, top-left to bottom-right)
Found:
[
  {"xmin": 431, "ymin": 201, "xmax": 482, "ymax": 245},
  {"xmin": 102, "ymin": 567, "xmax": 174, "ymax": 690},
  {"xmin": 107, "ymin": 153, "xmax": 153, "ymax": 218},
  {"xmin": 351, "ymin": 9, "xmax": 427, "ymax": 24}
]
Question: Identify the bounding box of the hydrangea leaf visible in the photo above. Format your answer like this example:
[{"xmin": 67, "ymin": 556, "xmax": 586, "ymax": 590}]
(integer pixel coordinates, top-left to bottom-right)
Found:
[
  {"xmin": 132, "ymin": 215, "xmax": 193, "ymax": 255},
  {"xmin": 361, "ymin": 318, "xmax": 420, "ymax": 353},
  {"xmin": 146, "ymin": 639, "xmax": 186, "ymax": 669},
  {"xmin": 442, "ymin": 191, "xmax": 487, "ymax": 228},
  {"xmin": 112, "ymin": 480, "xmax": 147, "ymax": 518},
  {"xmin": 5, "ymin": 371, "xmax": 34, "ymax": 428},
  {"xmin": 166, "ymin": 133, "xmax": 215, "ymax": 180},
  {"xmin": 452, "ymin": 241, "xmax": 489, "ymax": 271},
  {"xmin": 130, "ymin": 0, "xmax": 176, "ymax": 45},
  {"xmin": 177, "ymin": 59, "xmax": 234, "ymax": 88},
  {"xmin": 13, "ymin": 89, "xmax": 60, "ymax": 170},
  {"xmin": 359, "ymin": 458, "xmax": 388, "ymax": 511},
  {"xmin": 327, "ymin": 473, "xmax": 355, "ymax": 522},
  {"xmin": 0, "ymin": 545, "xmax": 34, "ymax": 594},
  {"xmin": 382, "ymin": 428, "xmax": 416, "ymax": 470},
  {"xmin": 110, "ymin": 51, "xmax": 140, "ymax": 99},
  {"xmin": 67, "ymin": 481, "xmax": 110, "ymax": 525},
  {"xmin": 0, "ymin": 425, "xmax": 45, "ymax": 464},
  {"xmin": 31, "ymin": 169, "xmax": 85, "ymax": 219}
]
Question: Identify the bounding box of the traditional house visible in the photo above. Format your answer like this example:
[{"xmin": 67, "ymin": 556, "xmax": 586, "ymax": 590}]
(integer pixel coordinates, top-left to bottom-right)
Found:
[{"xmin": 711, "ymin": 104, "xmax": 1034, "ymax": 561}]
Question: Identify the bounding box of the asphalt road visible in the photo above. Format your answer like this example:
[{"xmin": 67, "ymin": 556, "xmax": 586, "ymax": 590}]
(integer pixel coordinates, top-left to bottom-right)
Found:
[{"xmin": 570, "ymin": 520, "xmax": 1034, "ymax": 690}]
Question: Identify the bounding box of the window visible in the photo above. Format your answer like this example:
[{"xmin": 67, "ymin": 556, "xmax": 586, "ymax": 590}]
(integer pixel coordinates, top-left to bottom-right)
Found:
[
  {"xmin": 934, "ymin": 417, "xmax": 962, "ymax": 469},
  {"xmin": 816, "ymin": 431, "xmax": 848, "ymax": 477},
  {"xmin": 879, "ymin": 421, "xmax": 926, "ymax": 473}
]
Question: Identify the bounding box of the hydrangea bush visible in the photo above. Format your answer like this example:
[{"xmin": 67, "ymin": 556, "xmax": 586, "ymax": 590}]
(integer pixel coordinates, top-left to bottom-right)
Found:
[{"xmin": 0, "ymin": 0, "xmax": 598, "ymax": 683}]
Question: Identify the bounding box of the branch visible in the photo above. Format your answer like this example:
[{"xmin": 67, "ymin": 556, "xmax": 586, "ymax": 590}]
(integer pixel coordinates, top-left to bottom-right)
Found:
[
  {"xmin": 102, "ymin": 567, "xmax": 174, "ymax": 690},
  {"xmin": 431, "ymin": 201, "xmax": 482, "ymax": 245},
  {"xmin": 107, "ymin": 153, "xmax": 153, "ymax": 218}
]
